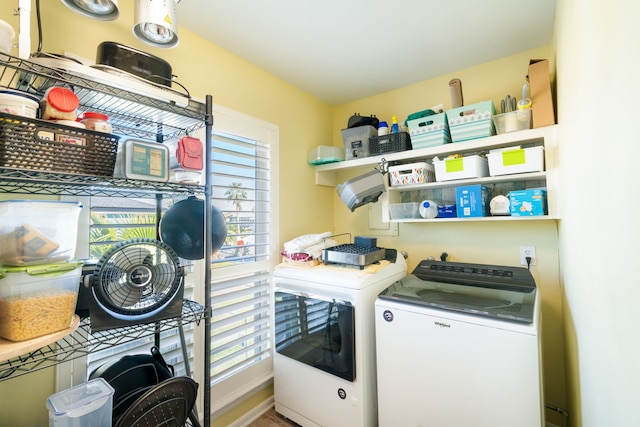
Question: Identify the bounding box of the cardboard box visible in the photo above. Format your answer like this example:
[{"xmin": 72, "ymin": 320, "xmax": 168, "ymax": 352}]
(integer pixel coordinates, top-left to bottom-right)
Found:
[
  {"xmin": 509, "ymin": 188, "xmax": 547, "ymax": 216},
  {"xmin": 528, "ymin": 59, "xmax": 555, "ymax": 128},
  {"xmin": 456, "ymin": 185, "xmax": 490, "ymax": 218}
]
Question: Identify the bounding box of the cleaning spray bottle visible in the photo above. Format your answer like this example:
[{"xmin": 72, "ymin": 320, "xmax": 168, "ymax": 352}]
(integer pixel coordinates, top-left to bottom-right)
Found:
[{"xmin": 391, "ymin": 115, "xmax": 399, "ymax": 133}]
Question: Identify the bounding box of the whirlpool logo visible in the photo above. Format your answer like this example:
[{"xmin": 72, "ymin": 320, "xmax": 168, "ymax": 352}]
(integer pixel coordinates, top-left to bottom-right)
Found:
[{"xmin": 434, "ymin": 321, "xmax": 451, "ymax": 328}]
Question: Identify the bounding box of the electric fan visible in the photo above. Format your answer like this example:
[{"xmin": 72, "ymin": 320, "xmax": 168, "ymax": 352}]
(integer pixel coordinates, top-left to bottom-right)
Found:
[{"xmin": 89, "ymin": 238, "xmax": 185, "ymax": 332}]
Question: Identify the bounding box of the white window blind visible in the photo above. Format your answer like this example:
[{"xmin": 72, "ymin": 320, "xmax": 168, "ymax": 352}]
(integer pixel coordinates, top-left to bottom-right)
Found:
[
  {"xmin": 59, "ymin": 107, "xmax": 279, "ymax": 417},
  {"xmin": 208, "ymin": 119, "xmax": 277, "ymax": 409}
]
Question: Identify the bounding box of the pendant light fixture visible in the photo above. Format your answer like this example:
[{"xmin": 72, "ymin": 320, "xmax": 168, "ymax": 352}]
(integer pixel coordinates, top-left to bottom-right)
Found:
[
  {"xmin": 133, "ymin": 0, "xmax": 179, "ymax": 48},
  {"xmin": 60, "ymin": 0, "xmax": 120, "ymax": 21}
]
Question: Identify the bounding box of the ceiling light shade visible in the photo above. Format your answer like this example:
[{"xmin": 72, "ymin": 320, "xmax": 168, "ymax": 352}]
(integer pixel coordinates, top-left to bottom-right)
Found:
[
  {"xmin": 133, "ymin": 0, "xmax": 179, "ymax": 48},
  {"xmin": 60, "ymin": 0, "xmax": 120, "ymax": 21}
]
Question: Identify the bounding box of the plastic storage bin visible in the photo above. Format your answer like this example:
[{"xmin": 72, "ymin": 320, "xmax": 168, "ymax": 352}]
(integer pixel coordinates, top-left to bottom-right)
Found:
[
  {"xmin": 369, "ymin": 132, "xmax": 412, "ymax": 156},
  {"xmin": 487, "ymin": 146, "xmax": 544, "ymax": 176},
  {"xmin": 0, "ymin": 112, "xmax": 119, "ymax": 177},
  {"xmin": 389, "ymin": 202, "xmax": 420, "ymax": 219},
  {"xmin": 447, "ymin": 100, "xmax": 496, "ymax": 142},
  {"xmin": 113, "ymin": 139, "xmax": 170, "ymax": 182},
  {"xmin": 308, "ymin": 145, "xmax": 345, "ymax": 165},
  {"xmin": 433, "ymin": 155, "xmax": 489, "ymax": 182},
  {"xmin": 47, "ymin": 377, "xmax": 115, "ymax": 427},
  {"xmin": 388, "ymin": 162, "xmax": 435, "ymax": 186},
  {"xmin": 0, "ymin": 200, "xmax": 82, "ymax": 266},
  {"xmin": 406, "ymin": 112, "xmax": 451, "ymax": 149},
  {"xmin": 341, "ymin": 125, "xmax": 377, "ymax": 160},
  {"xmin": 492, "ymin": 109, "xmax": 532, "ymax": 134},
  {"xmin": 0, "ymin": 261, "xmax": 82, "ymax": 341}
]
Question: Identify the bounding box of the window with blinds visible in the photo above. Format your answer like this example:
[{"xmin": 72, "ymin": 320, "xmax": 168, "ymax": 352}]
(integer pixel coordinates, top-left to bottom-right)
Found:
[
  {"xmin": 60, "ymin": 106, "xmax": 278, "ymax": 416},
  {"xmin": 207, "ymin": 120, "xmax": 276, "ymax": 409}
]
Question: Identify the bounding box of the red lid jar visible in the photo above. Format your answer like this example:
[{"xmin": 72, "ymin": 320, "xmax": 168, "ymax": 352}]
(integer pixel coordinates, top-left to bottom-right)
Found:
[
  {"xmin": 79, "ymin": 112, "xmax": 112, "ymax": 133},
  {"xmin": 40, "ymin": 87, "xmax": 80, "ymax": 121}
]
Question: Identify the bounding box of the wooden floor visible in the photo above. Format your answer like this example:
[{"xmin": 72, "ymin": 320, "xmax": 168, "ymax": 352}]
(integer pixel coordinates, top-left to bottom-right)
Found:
[{"xmin": 246, "ymin": 408, "xmax": 300, "ymax": 427}]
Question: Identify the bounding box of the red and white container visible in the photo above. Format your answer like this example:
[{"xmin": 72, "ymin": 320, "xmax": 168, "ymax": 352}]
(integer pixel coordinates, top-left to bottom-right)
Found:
[
  {"xmin": 79, "ymin": 112, "xmax": 112, "ymax": 133},
  {"xmin": 40, "ymin": 87, "xmax": 79, "ymax": 121}
]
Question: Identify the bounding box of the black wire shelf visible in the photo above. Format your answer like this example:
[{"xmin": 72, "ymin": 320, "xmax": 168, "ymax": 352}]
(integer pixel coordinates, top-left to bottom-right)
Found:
[
  {"xmin": 0, "ymin": 167, "xmax": 205, "ymax": 198},
  {"xmin": 0, "ymin": 300, "xmax": 206, "ymax": 382}
]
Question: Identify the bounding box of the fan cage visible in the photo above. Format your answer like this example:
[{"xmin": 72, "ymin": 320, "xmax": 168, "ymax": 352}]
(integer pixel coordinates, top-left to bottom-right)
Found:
[{"xmin": 92, "ymin": 239, "xmax": 183, "ymax": 319}]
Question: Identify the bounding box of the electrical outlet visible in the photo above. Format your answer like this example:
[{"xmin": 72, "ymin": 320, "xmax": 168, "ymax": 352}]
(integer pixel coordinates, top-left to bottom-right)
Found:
[{"xmin": 520, "ymin": 246, "xmax": 536, "ymax": 266}]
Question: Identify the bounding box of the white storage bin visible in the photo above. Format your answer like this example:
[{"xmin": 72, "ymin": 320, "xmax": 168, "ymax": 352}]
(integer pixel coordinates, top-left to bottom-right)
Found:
[
  {"xmin": 433, "ymin": 155, "xmax": 489, "ymax": 182},
  {"xmin": 388, "ymin": 162, "xmax": 435, "ymax": 186},
  {"xmin": 487, "ymin": 146, "xmax": 544, "ymax": 176}
]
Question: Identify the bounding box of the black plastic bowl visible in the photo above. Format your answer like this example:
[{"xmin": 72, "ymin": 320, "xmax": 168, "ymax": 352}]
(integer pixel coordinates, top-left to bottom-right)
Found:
[{"xmin": 159, "ymin": 196, "xmax": 227, "ymax": 260}]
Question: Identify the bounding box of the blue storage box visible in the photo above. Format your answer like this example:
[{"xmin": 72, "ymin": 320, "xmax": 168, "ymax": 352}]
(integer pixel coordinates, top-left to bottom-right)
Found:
[
  {"xmin": 509, "ymin": 188, "xmax": 547, "ymax": 216},
  {"xmin": 437, "ymin": 203, "xmax": 457, "ymax": 218},
  {"xmin": 456, "ymin": 185, "xmax": 490, "ymax": 218},
  {"xmin": 447, "ymin": 101, "xmax": 496, "ymax": 142},
  {"xmin": 407, "ymin": 112, "xmax": 451, "ymax": 149}
]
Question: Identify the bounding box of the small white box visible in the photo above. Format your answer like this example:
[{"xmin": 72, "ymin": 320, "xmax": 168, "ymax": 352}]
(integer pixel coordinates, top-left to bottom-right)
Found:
[
  {"xmin": 47, "ymin": 378, "xmax": 115, "ymax": 427},
  {"xmin": 114, "ymin": 139, "xmax": 170, "ymax": 182},
  {"xmin": 487, "ymin": 146, "xmax": 545, "ymax": 176},
  {"xmin": 433, "ymin": 155, "xmax": 489, "ymax": 182},
  {"xmin": 388, "ymin": 162, "xmax": 435, "ymax": 186}
]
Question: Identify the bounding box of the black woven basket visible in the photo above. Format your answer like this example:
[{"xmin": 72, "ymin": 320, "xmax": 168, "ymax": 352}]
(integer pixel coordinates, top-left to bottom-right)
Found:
[
  {"xmin": 0, "ymin": 112, "xmax": 119, "ymax": 176},
  {"xmin": 369, "ymin": 131, "xmax": 412, "ymax": 156}
]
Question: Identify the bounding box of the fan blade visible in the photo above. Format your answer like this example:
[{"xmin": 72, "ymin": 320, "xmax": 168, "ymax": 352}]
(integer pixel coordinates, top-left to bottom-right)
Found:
[
  {"xmin": 112, "ymin": 247, "xmax": 152, "ymax": 269},
  {"xmin": 106, "ymin": 278, "xmax": 144, "ymax": 307},
  {"xmin": 150, "ymin": 263, "xmax": 178, "ymax": 294}
]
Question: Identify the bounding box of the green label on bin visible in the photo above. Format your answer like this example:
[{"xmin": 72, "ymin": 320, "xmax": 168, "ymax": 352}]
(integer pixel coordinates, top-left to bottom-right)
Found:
[
  {"xmin": 445, "ymin": 158, "xmax": 464, "ymax": 172},
  {"xmin": 502, "ymin": 149, "xmax": 526, "ymax": 166}
]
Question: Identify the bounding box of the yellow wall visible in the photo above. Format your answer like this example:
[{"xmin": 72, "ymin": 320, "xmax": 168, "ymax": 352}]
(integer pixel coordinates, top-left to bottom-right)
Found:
[
  {"xmin": 328, "ymin": 45, "xmax": 566, "ymax": 427},
  {"xmin": 0, "ymin": 2, "xmax": 567, "ymax": 426}
]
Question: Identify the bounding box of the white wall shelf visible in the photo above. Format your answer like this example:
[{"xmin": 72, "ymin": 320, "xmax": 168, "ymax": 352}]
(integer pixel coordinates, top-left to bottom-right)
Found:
[{"xmin": 315, "ymin": 125, "xmax": 559, "ymax": 222}]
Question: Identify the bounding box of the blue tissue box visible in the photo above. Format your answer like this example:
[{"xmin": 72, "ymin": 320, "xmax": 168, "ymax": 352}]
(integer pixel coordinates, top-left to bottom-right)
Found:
[{"xmin": 456, "ymin": 185, "xmax": 490, "ymax": 218}]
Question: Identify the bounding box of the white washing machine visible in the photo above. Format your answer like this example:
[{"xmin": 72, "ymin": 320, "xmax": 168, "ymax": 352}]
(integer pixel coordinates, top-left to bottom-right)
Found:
[
  {"xmin": 273, "ymin": 250, "xmax": 407, "ymax": 427},
  {"xmin": 375, "ymin": 260, "xmax": 545, "ymax": 427}
]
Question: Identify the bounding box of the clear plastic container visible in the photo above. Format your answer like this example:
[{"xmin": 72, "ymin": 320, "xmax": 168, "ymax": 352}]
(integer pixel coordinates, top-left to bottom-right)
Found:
[
  {"xmin": 79, "ymin": 112, "xmax": 112, "ymax": 133},
  {"xmin": 0, "ymin": 261, "xmax": 82, "ymax": 341},
  {"xmin": 47, "ymin": 378, "xmax": 114, "ymax": 427},
  {"xmin": 40, "ymin": 87, "xmax": 79, "ymax": 121}
]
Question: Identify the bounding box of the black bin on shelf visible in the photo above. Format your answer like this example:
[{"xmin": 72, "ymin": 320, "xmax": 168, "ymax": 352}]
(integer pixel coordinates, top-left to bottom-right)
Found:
[
  {"xmin": 369, "ymin": 131, "xmax": 412, "ymax": 156},
  {"xmin": 0, "ymin": 112, "xmax": 119, "ymax": 177}
]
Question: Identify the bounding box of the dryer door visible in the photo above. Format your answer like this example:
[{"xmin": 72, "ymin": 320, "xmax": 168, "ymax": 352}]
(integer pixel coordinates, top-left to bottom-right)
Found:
[{"xmin": 274, "ymin": 290, "xmax": 355, "ymax": 381}]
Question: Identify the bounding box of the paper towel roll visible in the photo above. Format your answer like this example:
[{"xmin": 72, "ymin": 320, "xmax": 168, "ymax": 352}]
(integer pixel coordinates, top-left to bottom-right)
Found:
[{"xmin": 449, "ymin": 78, "xmax": 463, "ymax": 108}]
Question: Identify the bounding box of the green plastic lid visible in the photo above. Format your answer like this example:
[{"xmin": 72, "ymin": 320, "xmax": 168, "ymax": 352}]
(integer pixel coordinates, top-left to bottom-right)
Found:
[{"xmin": 1, "ymin": 261, "xmax": 83, "ymax": 278}]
